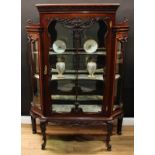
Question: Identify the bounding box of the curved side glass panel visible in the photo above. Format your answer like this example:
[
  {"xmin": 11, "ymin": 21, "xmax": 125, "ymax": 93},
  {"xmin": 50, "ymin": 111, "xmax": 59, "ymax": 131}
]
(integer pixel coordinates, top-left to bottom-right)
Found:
[
  {"xmin": 31, "ymin": 39, "xmax": 41, "ymax": 109},
  {"xmin": 113, "ymin": 40, "xmax": 123, "ymax": 111}
]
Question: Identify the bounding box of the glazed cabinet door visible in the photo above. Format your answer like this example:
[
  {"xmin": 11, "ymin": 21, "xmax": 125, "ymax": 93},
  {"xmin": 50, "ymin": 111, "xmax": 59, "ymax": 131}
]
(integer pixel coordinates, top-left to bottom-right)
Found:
[{"xmin": 41, "ymin": 15, "xmax": 115, "ymax": 115}]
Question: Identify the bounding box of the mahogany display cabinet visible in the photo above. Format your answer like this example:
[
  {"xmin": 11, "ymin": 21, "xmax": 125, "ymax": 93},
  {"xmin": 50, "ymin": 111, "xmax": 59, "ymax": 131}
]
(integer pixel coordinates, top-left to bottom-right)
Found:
[{"xmin": 26, "ymin": 3, "xmax": 129, "ymax": 151}]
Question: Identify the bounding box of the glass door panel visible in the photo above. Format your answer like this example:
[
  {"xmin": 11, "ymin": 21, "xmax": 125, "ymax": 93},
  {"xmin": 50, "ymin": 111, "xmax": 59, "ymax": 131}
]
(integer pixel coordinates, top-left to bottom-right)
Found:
[{"xmin": 48, "ymin": 18, "xmax": 108, "ymax": 114}]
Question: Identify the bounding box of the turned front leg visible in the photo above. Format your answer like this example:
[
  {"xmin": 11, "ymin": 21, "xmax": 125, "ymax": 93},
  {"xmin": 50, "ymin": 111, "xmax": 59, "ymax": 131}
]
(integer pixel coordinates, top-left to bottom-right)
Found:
[
  {"xmin": 117, "ymin": 115, "xmax": 123, "ymax": 135},
  {"xmin": 30, "ymin": 115, "xmax": 37, "ymax": 134},
  {"xmin": 105, "ymin": 121, "xmax": 113, "ymax": 151},
  {"xmin": 40, "ymin": 120, "xmax": 47, "ymax": 150}
]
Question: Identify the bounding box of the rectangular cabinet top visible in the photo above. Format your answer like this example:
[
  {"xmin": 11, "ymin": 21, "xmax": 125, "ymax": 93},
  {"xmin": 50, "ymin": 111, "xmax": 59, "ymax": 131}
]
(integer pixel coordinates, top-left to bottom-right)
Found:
[{"xmin": 36, "ymin": 3, "xmax": 120, "ymax": 13}]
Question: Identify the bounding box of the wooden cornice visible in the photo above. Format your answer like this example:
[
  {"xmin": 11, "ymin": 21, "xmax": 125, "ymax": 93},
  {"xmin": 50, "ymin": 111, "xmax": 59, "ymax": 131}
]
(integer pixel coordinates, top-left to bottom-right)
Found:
[{"xmin": 36, "ymin": 3, "xmax": 120, "ymax": 14}]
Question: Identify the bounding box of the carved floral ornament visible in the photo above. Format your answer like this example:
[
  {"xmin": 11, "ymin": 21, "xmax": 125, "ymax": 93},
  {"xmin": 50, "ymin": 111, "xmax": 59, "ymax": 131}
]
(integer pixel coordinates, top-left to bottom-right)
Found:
[
  {"xmin": 114, "ymin": 17, "xmax": 129, "ymax": 42},
  {"xmin": 116, "ymin": 33, "xmax": 128, "ymax": 42},
  {"xmin": 26, "ymin": 19, "xmax": 43, "ymax": 42},
  {"xmin": 47, "ymin": 119, "xmax": 109, "ymax": 127},
  {"xmin": 46, "ymin": 17, "xmax": 111, "ymax": 31}
]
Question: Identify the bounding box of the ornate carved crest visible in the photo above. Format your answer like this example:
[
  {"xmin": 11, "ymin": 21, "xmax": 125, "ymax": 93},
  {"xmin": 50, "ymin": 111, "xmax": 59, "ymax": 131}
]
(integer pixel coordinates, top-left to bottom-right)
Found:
[{"xmin": 47, "ymin": 17, "xmax": 110, "ymax": 32}]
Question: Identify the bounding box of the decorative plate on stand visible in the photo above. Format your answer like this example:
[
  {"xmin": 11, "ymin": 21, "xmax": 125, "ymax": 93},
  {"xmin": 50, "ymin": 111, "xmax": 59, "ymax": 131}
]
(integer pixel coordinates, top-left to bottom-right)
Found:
[
  {"xmin": 52, "ymin": 40, "xmax": 66, "ymax": 54},
  {"xmin": 84, "ymin": 39, "xmax": 98, "ymax": 54}
]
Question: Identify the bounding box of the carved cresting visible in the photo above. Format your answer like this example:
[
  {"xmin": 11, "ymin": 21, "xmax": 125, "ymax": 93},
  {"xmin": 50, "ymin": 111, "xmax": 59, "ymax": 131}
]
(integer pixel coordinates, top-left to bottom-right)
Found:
[{"xmin": 47, "ymin": 17, "xmax": 110, "ymax": 32}]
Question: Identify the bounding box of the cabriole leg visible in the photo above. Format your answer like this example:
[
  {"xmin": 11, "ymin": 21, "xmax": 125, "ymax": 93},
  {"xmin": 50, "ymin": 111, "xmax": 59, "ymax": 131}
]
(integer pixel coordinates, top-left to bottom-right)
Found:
[
  {"xmin": 105, "ymin": 121, "xmax": 113, "ymax": 151},
  {"xmin": 40, "ymin": 120, "xmax": 47, "ymax": 150},
  {"xmin": 117, "ymin": 115, "xmax": 123, "ymax": 135}
]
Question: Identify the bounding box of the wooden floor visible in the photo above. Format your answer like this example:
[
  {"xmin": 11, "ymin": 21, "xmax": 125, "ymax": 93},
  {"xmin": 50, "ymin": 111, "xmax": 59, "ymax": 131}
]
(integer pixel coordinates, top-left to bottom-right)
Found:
[{"xmin": 21, "ymin": 124, "xmax": 134, "ymax": 155}]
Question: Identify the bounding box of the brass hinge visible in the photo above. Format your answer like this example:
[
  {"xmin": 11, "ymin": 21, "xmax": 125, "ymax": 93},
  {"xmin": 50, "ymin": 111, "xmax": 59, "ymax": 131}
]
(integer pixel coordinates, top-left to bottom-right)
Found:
[{"xmin": 44, "ymin": 65, "xmax": 47, "ymax": 75}]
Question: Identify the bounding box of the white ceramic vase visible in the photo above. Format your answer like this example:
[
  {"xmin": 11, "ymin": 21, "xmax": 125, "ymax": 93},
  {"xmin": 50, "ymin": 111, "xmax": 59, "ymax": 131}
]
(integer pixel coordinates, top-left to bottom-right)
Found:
[
  {"xmin": 87, "ymin": 61, "xmax": 97, "ymax": 78},
  {"xmin": 56, "ymin": 62, "xmax": 65, "ymax": 78}
]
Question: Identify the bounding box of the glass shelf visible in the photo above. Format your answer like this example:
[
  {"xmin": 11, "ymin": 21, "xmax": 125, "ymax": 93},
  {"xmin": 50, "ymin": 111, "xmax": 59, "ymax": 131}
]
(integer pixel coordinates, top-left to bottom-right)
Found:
[
  {"xmin": 51, "ymin": 95, "xmax": 103, "ymax": 101},
  {"xmin": 49, "ymin": 48, "xmax": 121, "ymax": 55},
  {"xmin": 52, "ymin": 104, "xmax": 102, "ymax": 113},
  {"xmin": 34, "ymin": 74, "xmax": 120, "ymax": 81},
  {"xmin": 49, "ymin": 47, "xmax": 106, "ymax": 51},
  {"xmin": 51, "ymin": 74, "xmax": 120, "ymax": 81},
  {"xmin": 51, "ymin": 82, "xmax": 101, "ymax": 94},
  {"xmin": 52, "ymin": 103, "xmax": 120, "ymax": 113},
  {"xmin": 49, "ymin": 48, "xmax": 106, "ymax": 55},
  {"xmin": 49, "ymin": 51, "xmax": 106, "ymax": 55},
  {"xmin": 51, "ymin": 68, "xmax": 104, "ymax": 74}
]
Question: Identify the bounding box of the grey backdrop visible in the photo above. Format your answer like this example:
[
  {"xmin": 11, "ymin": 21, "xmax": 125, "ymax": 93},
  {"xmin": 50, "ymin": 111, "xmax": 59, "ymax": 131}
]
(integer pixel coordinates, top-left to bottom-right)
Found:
[{"xmin": 21, "ymin": 0, "xmax": 134, "ymax": 116}]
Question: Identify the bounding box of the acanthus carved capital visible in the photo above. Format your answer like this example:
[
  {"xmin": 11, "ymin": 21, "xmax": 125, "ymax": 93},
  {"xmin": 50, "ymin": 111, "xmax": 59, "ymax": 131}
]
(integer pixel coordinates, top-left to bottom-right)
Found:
[{"xmin": 116, "ymin": 32, "xmax": 128, "ymax": 42}]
